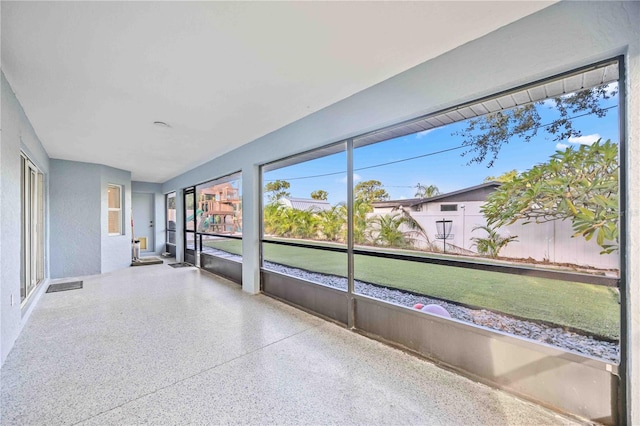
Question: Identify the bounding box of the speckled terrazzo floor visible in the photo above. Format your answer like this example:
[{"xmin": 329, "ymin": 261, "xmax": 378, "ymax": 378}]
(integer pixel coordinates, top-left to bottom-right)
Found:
[{"xmin": 1, "ymin": 262, "xmax": 579, "ymax": 425}]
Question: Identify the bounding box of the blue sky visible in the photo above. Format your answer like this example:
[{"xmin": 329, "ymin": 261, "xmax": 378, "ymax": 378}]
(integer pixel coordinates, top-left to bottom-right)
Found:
[{"xmin": 264, "ymin": 88, "xmax": 619, "ymax": 206}]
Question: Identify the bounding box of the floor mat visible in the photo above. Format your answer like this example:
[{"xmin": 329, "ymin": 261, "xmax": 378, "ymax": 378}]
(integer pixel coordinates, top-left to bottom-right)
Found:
[
  {"xmin": 168, "ymin": 262, "xmax": 194, "ymax": 268},
  {"xmin": 46, "ymin": 281, "xmax": 83, "ymax": 293},
  {"xmin": 131, "ymin": 257, "xmax": 164, "ymax": 266}
]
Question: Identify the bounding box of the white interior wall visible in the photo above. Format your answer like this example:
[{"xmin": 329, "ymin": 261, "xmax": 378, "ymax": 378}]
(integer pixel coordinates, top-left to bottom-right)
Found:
[{"xmin": 160, "ymin": 2, "xmax": 639, "ymax": 421}]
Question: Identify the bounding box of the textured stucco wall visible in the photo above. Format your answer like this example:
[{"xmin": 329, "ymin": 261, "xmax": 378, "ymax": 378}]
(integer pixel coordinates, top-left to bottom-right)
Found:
[
  {"xmin": 161, "ymin": 2, "xmax": 639, "ymax": 421},
  {"xmin": 1, "ymin": 72, "xmax": 51, "ymax": 364},
  {"xmin": 49, "ymin": 161, "xmax": 132, "ymax": 277},
  {"xmin": 1, "ymin": 74, "xmax": 3, "ymax": 368},
  {"xmin": 49, "ymin": 160, "xmax": 102, "ymax": 278},
  {"xmin": 623, "ymin": 3, "xmax": 640, "ymax": 424},
  {"xmin": 100, "ymin": 166, "xmax": 132, "ymax": 273}
]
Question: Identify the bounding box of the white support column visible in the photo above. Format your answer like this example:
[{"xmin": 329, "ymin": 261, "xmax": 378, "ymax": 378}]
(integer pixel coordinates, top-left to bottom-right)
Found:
[
  {"xmin": 626, "ymin": 38, "xmax": 640, "ymax": 426},
  {"xmin": 241, "ymin": 164, "xmax": 260, "ymax": 294}
]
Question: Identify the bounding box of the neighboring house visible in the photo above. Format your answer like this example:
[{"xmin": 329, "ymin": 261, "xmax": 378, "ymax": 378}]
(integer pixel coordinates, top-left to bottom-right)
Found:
[
  {"xmin": 280, "ymin": 197, "xmax": 332, "ymax": 212},
  {"xmin": 372, "ymin": 182, "xmax": 617, "ymax": 270},
  {"xmin": 197, "ymin": 182, "xmax": 242, "ymax": 234}
]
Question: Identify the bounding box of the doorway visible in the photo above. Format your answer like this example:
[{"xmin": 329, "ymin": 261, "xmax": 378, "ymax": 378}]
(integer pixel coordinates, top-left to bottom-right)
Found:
[
  {"xmin": 184, "ymin": 187, "xmax": 196, "ymax": 264},
  {"xmin": 21, "ymin": 154, "xmax": 44, "ymax": 304},
  {"xmin": 132, "ymin": 193, "xmax": 154, "ymax": 253}
]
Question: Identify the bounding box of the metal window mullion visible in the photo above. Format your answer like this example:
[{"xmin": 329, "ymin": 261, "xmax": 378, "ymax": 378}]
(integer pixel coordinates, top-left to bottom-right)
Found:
[{"xmin": 347, "ymin": 138, "xmax": 355, "ymax": 329}]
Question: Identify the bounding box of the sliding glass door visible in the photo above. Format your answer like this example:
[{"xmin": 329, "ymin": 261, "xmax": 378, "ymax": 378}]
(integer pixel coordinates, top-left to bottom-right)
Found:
[
  {"xmin": 21, "ymin": 154, "xmax": 45, "ymax": 304},
  {"xmin": 184, "ymin": 187, "xmax": 196, "ymax": 264}
]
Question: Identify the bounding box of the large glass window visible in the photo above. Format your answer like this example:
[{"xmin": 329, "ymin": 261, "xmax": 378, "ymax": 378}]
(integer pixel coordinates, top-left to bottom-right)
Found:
[
  {"xmin": 260, "ymin": 60, "xmax": 622, "ymax": 363},
  {"xmin": 195, "ymin": 172, "xmax": 242, "ymax": 260},
  {"xmin": 262, "ymin": 143, "xmax": 348, "ymax": 288},
  {"xmin": 350, "ymin": 62, "xmax": 620, "ymax": 362}
]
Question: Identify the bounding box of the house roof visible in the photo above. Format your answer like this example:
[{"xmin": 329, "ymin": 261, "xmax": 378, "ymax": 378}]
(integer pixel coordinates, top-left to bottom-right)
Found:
[
  {"xmin": 281, "ymin": 197, "xmax": 332, "ymax": 212},
  {"xmin": 372, "ymin": 181, "xmax": 502, "ymax": 209}
]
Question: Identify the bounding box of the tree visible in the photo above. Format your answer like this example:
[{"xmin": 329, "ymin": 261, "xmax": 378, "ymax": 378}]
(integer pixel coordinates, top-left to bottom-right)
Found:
[
  {"xmin": 262, "ymin": 203, "xmax": 281, "ymax": 235},
  {"xmin": 290, "ymin": 209, "xmax": 319, "ymax": 240},
  {"xmin": 352, "ymin": 199, "xmax": 373, "ymax": 245},
  {"xmin": 370, "ymin": 214, "xmax": 410, "ymax": 248},
  {"xmin": 354, "ymin": 180, "xmax": 389, "ymax": 204},
  {"xmin": 471, "ymin": 225, "xmax": 518, "ymax": 258},
  {"xmin": 481, "ymin": 139, "xmax": 619, "ymax": 253},
  {"xmin": 318, "ymin": 204, "xmax": 346, "ymax": 242},
  {"xmin": 393, "ymin": 206, "xmax": 437, "ymax": 251},
  {"xmin": 167, "ymin": 195, "xmax": 176, "ymax": 210},
  {"xmin": 484, "ymin": 169, "xmax": 519, "ymax": 183},
  {"xmin": 264, "ymin": 180, "xmax": 290, "ymax": 204},
  {"xmin": 454, "ymin": 85, "xmax": 616, "ymax": 167},
  {"xmin": 414, "ymin": 183, "xmax": 440, "ymax": 198},
  {"xmin": 310, "ymin": 190, "xmax": 328, "ymax": 201}
]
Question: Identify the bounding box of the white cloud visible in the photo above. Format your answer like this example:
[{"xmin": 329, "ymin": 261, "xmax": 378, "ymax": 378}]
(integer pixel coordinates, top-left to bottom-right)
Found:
[
  {"xmin": 604, "ymin": 81, "xmax": 618, "ymax": 97},
  {"xmin": 415, "ymin": 129, "xmax": 435, "ymax": 139},
  {"xmin": 556, "ymin": 143, "xmax": 569, "ymax": 150},
  {"xmin": 338, "ymin": 173, "xmax": 361, "ymax": 184},
  {"xmin": 568, "ymin": 133, "xmax": 601, "ymax": 145}
]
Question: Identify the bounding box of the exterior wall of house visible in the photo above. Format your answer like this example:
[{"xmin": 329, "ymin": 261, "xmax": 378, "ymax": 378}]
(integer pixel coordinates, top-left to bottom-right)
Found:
[
  {"xmin": 1, "ymin": 72, "xmax": 51, "ymax": 364},
  {"xmin": 49, "ymin": 161, "xmax": 132, "ymax": 277},
  {"xmin": 403, "ymin": 201, "xmax": 484, "ymax": 252},
  {"xmin": 50, "ymin": 159, "xmax": 102, "ymax": 278},
  {"xmin": 100, "ymin": 166, "xmax": 132, "ymax": 273},
  {"xmin": 624, "ymin": 4, "xmax": 640, "ymax": 422},
  {"xmin": 49, "ymin": 160, "xmax": 102, "ymax": 278}
]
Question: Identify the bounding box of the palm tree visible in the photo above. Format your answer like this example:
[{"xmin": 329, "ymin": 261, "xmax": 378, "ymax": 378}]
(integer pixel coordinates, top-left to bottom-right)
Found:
[
  {"xmin": 471, "ymin": 225, "xmax": 518, "ymax": 258},
  {"xmin": 292, "ymin": 209, "xmax": 319, "ymax": 239},
  {"xmin": 392, "ymin": 205, "xmax": 437, "ymax": 251},
  {"xmin": 351, "ymin": 199, "xmax": 373, "ymax": 245},
  {"xmin": 319, "ymin": 204, "xmax": 346, "ymax": 242},
  {"xmin": 273, "ymin": 206, "xmax": 295, "ymax": 237},
  {"xmin": 370, "ymin": 213, "xmax": 410, "ymax": 248},
  {"xmin": 414, "ymin": 183, "xmax": 440, "ymax": 198},
  {"xmin": 263, "ymin": 203, "xmax": 282, "ymax": 236}
]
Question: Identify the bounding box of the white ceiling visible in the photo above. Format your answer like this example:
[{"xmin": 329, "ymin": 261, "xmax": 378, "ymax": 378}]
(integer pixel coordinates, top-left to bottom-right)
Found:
[{"xmin": 1, "ymin": 1, "xmax": 554, "ymax": 183}]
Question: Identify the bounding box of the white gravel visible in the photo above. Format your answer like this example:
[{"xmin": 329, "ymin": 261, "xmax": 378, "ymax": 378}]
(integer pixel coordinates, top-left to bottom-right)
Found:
[
  {"xmin": 264, "ymin": 262, "xmax": 619, "ymax": 363},
  {"xmin": 202, "ymin": 248, "xmax": 619, "ymax": 363}
]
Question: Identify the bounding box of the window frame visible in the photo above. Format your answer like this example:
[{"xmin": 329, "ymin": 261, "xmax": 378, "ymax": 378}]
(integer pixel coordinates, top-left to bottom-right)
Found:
[
  {"xmin": 107, "ymin": 184, "xmax": 123, "ymax": 236},
  {"xmin": 166, "ymin": 192, "xmax": 177, "ymax": 246}
]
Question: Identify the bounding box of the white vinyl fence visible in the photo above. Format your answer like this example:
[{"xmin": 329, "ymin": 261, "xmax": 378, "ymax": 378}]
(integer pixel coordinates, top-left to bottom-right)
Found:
[{"xmin": 378, "ymin": 202, "xmax": 618, "ymax": 271}]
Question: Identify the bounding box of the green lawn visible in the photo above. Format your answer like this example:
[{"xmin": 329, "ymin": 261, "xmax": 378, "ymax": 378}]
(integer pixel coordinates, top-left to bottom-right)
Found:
[{"xmin": 204, "ymin": 239, "xmax": 620, "ymax": 339}]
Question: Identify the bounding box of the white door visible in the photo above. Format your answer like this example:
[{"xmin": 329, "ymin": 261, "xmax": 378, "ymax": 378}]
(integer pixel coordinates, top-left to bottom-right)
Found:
[{"xmin": 133, "ymin": 193, "xmax": 154, "ymax": 252}]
